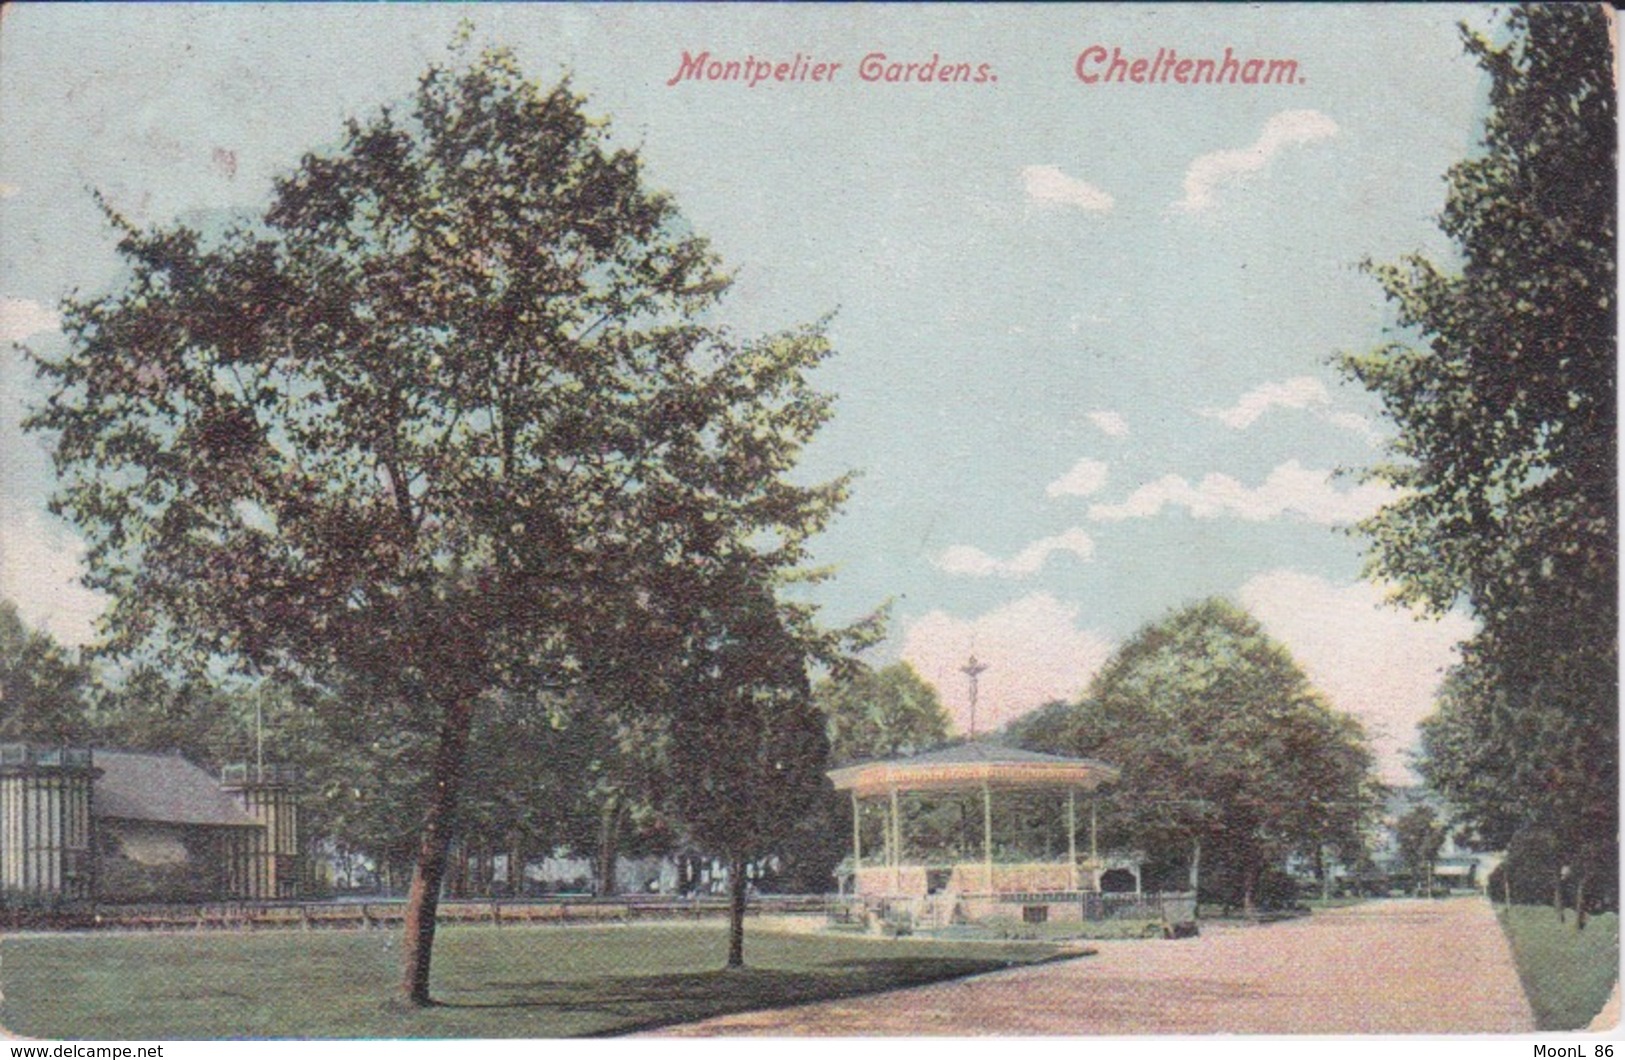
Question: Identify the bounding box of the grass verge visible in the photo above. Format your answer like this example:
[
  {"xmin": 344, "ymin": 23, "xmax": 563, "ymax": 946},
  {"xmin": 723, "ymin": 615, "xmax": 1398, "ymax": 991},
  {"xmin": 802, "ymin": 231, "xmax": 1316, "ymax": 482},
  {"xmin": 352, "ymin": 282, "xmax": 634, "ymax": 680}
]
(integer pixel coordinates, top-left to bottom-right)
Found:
[
  {"xmin": 1496, "ymin": 904, "xmax": 1619, "ymax": 1030},
  {"xmin": 1, "ymin": 921, "xmax": 1068, "ymax": 1039}
]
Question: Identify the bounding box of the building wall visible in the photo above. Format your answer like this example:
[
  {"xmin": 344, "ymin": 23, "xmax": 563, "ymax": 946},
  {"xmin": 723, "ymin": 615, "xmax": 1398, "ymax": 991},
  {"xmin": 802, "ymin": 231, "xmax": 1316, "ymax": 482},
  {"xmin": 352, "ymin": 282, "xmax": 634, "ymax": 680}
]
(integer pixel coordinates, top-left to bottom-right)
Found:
[
  {"xmin": 222, "ymin": 783, "xmax": 300, "ymax": 899},
  {"xmin": 856, "ymin": 864, "xmax": 930, "ymax": 897},
  {"xmin": 857, "ymin": 861, "xmax": 1099, "ymax": 898},
  {"xmin": 0, "ymin": 767, "xmax": 94, "ymax": 900},
  {"xmin": 96, "ymin": 820, "xmax": 237, "ymax": 903},
  {"xmin": 106, "ymin": 820, "xmax": 190, "ymax": 865}
]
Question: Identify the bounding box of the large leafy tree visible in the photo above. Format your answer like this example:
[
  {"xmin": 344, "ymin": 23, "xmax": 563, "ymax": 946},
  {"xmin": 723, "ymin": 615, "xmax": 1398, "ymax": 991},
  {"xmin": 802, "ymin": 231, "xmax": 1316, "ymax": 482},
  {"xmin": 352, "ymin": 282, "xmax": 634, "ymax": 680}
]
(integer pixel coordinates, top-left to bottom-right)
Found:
[
  {"xmin": 668, "ymin": 578, "xmax": 834, "ymax": 968},
  {"xmin": 1419, "ymin": 648, "xmax": 1616, "ymax": 924},
  {"xmin": 476, "ymin": 687, "xmax": 676, "ymax": 898},
  {"xmin": 801, "ymin": 660, "xmax": 951, "ymax": 896},
  {"xmin": 1012, "ymin": 599, "xmax": 1379, "ymax": 911},
  {"xmin": 28, "ymin": 44, "xmax": 850, "ymax": 1004},
  {"xmin": 1395, "ymin": 803, "xmax": 1447, "ymax": 898},
  {"xmin": 287, "ymin": 676, "xmax": 439, "ymax": 890},
  {"xmin": 0, "ymin": 599, "xmax": 91, "ymax": 744},
  {"xmin": 816, "ymin": 660, "xmax": 950, "ymax": 764},
  {"xmin": 87, "ymin": 665, "xmax": 256, "ymax": 766},
  {"xmin": 1339, "ymin": 3, "xmax": 1616, "ymax": 919}
]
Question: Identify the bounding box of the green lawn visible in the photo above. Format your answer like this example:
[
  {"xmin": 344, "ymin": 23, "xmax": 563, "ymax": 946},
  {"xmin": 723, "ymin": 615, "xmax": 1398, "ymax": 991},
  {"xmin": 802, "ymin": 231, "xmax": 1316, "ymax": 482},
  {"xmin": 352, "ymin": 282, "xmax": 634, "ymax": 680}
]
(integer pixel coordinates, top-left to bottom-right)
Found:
[
  {"xmin": 1497, "ymin": 904, "xmax": 1619, "ymax": 1030},
  {"xmin": 1, "ymin": 922, "xmax": 1070, "ymax": 1039}
]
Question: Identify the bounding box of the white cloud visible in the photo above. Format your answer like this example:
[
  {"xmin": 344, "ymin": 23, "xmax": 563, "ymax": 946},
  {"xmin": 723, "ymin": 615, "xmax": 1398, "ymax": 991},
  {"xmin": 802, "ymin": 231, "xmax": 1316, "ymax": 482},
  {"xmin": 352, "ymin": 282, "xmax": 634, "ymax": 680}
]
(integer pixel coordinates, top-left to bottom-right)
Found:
[
  {"xmin": 1201, "ymin": 376, "xmax": 1381, "ymax": 444},
  {"xmin": 1045, "ymin": 458, "xmax": 1109, "ymax": 499},
  {"xmin": 1323, "ymin": 409, "xmax": 1381, "ymax": 444},
  {"xmin": 0, "ymin": 298, "xmax": 59, "ymax": 344},
  {"xmin": 0, "ymin": 509, "xmax": 107, "ymax": 647},
  {"xmin": 1086, "ymin": 410, "xmax": 1130, "ymax": 438},
  {"xmin": 1022, "ymin": 165, "xmax": 1115, "ymax": 212},
  {"xmin": 1173, "ymin": 109, "xmax": 1339, "ymax": 213},
  {"xmin": 1088, "ymin": 460, "xmax": 1395, "ymax": 526},
  {"xmin": 1204, "ymin": 376, "xmax": 1330, "ymax": 429},
  {"xmin": 1239, "ymin": 570, "xmax": 1475, "ymax": 784},
  {"xmin": 901, "ymin": 593, "xmax": 1115, "ymax": 735},
  {"xmin": 936, "ymin": 528, "xmax": 1095, "ymax": 578}
]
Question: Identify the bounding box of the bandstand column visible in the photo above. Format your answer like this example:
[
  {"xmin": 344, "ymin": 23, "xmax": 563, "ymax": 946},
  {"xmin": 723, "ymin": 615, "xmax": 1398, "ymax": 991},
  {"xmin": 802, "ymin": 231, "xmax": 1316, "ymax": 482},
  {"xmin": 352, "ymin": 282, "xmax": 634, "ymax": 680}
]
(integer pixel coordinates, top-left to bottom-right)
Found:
[
  {"xmin": 1067, "ymin": 788, "xmax": 1079, "ymax": 890},
  {"xmin": 889, "ymin": 786, "xmax": 901, "ymax": 892},
  {"xmin": 850, "ymin": 791, "xmax": 862, "ymax": 895},
  {"xmin": 1091, "ymin": 797, "xmax": 1100, "ymax": 865},
  {"xmin": 982, "ymin": 783, "xmax": 993, "ymax": 892}
]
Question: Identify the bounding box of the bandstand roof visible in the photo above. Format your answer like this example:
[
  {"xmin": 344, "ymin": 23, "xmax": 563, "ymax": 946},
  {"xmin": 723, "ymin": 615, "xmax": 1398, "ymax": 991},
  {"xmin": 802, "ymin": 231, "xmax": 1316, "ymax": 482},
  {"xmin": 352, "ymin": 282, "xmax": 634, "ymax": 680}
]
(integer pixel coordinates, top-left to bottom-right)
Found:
[{"xmin": 828, "ymin": 741, "xmax": 1120, "ymax": 797}]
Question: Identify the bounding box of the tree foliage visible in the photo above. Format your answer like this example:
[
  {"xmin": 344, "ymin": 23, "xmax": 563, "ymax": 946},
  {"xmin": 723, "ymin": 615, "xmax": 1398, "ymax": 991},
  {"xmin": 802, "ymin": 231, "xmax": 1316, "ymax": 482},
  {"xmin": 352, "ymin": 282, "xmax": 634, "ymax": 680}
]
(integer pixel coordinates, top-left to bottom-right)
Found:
[
  {"xmin": 1395, "ymin": 803, "xmax": 1446, "ymax": 897},
  {"xmin": 1339, "ymin": 4, "xmax": 1616, "ymax": 917},
  {"xmin": 0, "ymin": 600, "xmax": 90, "ymax": 745},
  {"xmin": 490, "ymin": 688, "xmax": 676, "ymax": 898},
  {"xmin": 28, "ymin": 43, "xmax": 853, "ymax": 1001},
  {"xmin": 794, "ymin": 660, "xmax": 954, "ymax": 897},
  {"xmin": 1419, "ymin": 647, "xmax": 1616, "ymax": 920},
  {"xmin": 1012, "ymin": 599, "xmax": 1379, "ymax": 910},
  {"xmin": 816, "ymin": 660, "xmax": 950, "ymax": 764},
  {"xmin": 86, "ymin": 665, "xmax": 258, "ymax": 766},
  {"xmin": 668, "ymin": 580, "xmax": 833, "ymax": 967},
  {"xmin": 1339, "ymin": 4, "xmax": 1613, "ymax": 622}
]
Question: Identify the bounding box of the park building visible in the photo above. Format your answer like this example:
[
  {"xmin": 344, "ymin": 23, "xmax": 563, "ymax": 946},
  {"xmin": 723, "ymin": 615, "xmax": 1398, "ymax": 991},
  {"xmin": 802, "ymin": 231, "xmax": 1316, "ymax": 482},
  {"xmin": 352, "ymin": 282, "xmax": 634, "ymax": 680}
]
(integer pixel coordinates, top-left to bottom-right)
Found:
[{"xmin": 0, "ymin": 743, "xmax": 301, "ymax": 905}]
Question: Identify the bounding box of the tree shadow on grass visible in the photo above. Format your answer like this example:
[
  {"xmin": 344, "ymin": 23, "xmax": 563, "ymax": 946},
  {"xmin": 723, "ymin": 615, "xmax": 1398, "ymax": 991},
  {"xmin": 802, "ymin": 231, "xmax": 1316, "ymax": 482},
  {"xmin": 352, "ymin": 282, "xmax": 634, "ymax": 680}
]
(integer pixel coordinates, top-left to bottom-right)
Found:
[{"xmin": 435, "ymin": 955, "xmax": 1064, "ymax": 1036}]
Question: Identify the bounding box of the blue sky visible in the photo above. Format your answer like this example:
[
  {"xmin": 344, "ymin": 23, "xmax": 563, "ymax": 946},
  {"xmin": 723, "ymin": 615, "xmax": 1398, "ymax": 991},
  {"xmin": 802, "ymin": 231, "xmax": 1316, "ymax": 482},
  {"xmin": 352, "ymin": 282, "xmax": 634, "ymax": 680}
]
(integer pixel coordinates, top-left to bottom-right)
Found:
[{"xmin": 0, "ymin": 4, "xmax": 1493, "ymax": 781}]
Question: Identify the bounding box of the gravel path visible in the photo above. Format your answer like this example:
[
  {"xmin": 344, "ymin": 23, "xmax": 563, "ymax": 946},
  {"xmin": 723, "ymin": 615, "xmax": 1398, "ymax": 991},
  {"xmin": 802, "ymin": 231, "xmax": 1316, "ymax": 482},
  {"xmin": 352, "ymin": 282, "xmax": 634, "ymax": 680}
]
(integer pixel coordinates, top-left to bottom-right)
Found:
[{"xmin": 654, "ymin": 897, "xmax": 1536, "ymax": 1035}]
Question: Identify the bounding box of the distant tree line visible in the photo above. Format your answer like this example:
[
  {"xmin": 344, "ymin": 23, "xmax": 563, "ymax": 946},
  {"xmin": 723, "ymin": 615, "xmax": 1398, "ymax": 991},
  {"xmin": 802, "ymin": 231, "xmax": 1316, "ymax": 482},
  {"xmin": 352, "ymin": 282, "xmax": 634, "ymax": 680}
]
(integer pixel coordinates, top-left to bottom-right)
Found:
[{"xmin": 0, "ymin": 593, "xmax": 956, "ymax": 899}]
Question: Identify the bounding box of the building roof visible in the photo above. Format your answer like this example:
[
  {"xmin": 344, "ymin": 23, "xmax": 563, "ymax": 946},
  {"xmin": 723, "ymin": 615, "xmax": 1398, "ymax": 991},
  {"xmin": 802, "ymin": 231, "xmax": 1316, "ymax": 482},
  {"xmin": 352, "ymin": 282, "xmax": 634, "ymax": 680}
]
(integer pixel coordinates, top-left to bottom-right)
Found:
[
  {"xmin": 92, "ymin": 750, "xmax": 261, "ymax": 828},
  {"xmin": 828, "ymin": 740, "xmax": 1120, "ymax": 796}
]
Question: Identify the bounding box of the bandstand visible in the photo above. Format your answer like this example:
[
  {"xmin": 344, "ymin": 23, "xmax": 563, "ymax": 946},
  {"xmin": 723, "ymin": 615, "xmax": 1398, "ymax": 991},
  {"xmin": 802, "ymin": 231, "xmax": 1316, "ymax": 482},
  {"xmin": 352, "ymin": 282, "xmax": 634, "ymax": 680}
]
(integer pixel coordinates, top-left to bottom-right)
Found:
[{"xmin": 829, "ymin": 742, "xmax": 1123, "ymax": 928}]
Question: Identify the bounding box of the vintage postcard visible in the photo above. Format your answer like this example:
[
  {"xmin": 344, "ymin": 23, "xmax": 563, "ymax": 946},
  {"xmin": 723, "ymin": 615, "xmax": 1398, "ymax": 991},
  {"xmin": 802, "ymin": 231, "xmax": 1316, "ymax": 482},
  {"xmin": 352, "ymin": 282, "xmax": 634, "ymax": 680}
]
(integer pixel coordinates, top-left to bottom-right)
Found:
[{"xmin": 0, "ymin": 1, "xmax": 1615, "ymax": 1046}]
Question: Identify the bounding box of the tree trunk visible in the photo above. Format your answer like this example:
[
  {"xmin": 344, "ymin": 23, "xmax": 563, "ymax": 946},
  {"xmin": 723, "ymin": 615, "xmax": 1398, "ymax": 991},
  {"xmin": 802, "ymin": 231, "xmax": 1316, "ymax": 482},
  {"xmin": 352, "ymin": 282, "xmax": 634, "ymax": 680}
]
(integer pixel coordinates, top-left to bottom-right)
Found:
[
  {"xmin": 1187, "ymin": 837, "xmax": 1201, "ymax": 894},
  {"xmin": 1554, "ymin": 865, "xmax": 1566, "ymax": 923},
  {"xmin": 726, "ymin": 853, "xmax": 748, "ymax": 968},
  {"xmin": 1575, "ymin": 867, "xmax": 1590, "ymax": 932},
  {"xmin": 400, "ymin": 694, "xmax": 477, "ymax": 1008},
  {"xmin": 1502, "ymin": 863, "xmax": 1512, "ymax": 908},
  {"xmin": 596, "ymin": 794, "xmax": 624, "ymax": 897},
  {"xmin": 510, "ymin": 836, "xmax": 526, "ymax": 898},
  {"xmin": 1242, "ymin": 864, "xmax": 1257, "ymax": 917}
]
